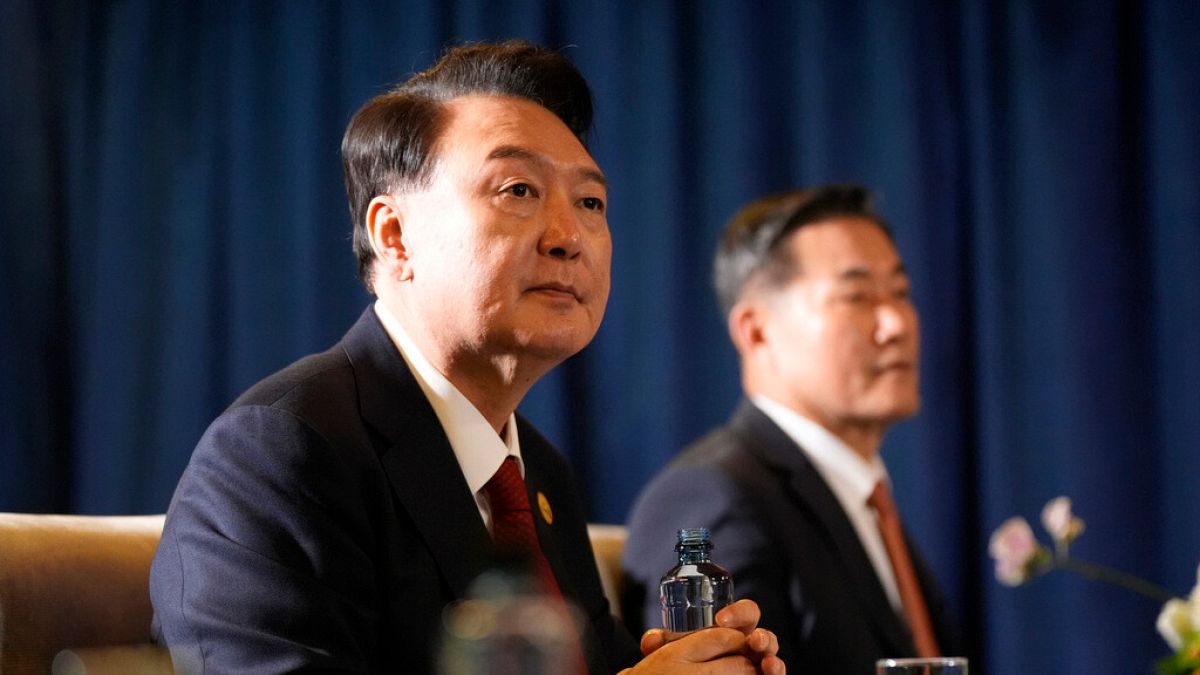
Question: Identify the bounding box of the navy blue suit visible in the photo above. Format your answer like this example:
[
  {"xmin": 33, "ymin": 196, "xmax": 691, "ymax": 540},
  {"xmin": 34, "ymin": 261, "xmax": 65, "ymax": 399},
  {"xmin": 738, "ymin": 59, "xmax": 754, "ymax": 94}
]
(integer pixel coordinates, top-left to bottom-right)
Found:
[
  {"xmin": 622, "ymin": 400, "xmax": 958, "ymax": 675},
  {"xmin": 150, "ymin": 307, "xmax": 640, "ymax": 674}
]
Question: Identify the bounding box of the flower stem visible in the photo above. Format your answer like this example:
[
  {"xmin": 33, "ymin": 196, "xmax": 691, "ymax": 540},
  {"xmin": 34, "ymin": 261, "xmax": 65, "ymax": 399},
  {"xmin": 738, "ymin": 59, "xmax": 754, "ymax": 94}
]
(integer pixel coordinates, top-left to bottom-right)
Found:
[{"xmin": 1055, "ymin": 557, "xmax": 1177, "ymax": 603}]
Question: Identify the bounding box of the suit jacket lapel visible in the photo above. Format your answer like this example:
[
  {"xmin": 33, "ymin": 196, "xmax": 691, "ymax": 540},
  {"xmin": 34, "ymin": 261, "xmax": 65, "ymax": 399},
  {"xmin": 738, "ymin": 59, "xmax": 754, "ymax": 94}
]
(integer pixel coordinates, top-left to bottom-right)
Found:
[
  {"xmin": 340, "ymin": 307, "xmax": 494, "ymax": 599},
  {"xmin": 729, "ymin": 400, "xmax": 916, "ymax": 655}
]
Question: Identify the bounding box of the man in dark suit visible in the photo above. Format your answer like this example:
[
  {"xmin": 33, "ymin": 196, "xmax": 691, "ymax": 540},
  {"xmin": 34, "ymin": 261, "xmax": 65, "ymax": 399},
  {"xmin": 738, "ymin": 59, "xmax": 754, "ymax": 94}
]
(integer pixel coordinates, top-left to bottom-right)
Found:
[
  {"xmin": 623, "ymin": 185, "xmax": 959, "ymax": 674},
  {"xmin": 150, "ymin": 41, "xmax": 784, "ymax": 675}
]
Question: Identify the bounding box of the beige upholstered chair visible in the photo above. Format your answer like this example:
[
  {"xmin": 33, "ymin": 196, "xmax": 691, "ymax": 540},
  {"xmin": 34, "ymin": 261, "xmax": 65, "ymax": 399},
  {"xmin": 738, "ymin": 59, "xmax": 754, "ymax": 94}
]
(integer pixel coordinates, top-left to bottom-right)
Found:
[
  {"xmin": 586, "ymin": 523, "xmax": 628, "ymax": 621},
  {"xmin": 0, "ymin": 514, "xmax": 628, "ymax": 674},
  {"xmin": 0, "ymin": 513, "xmax": 171, "ymax": 675}
]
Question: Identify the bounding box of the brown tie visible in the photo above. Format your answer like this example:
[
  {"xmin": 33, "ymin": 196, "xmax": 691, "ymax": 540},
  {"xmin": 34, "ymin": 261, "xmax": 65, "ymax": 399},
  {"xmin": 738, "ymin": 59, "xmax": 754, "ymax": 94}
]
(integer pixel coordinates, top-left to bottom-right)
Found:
[
  {"xmin": 482, "ymin": 456, "xmax": 562, "ymax": 597},
  {"xmin": 868, "ymin": 481, "xmax": 941, "ymax": 657}
]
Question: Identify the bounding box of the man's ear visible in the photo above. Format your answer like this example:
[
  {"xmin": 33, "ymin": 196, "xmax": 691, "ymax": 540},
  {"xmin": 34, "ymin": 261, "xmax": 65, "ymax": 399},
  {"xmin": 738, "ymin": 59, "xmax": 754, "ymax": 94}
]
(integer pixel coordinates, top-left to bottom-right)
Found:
[
  {"xmin": 728, "ymin": 298, "xmax": 769, "ymax": 360},
  {"xmin": 365, "ymin": 194, "xmax": 412, "ymax": 282}
]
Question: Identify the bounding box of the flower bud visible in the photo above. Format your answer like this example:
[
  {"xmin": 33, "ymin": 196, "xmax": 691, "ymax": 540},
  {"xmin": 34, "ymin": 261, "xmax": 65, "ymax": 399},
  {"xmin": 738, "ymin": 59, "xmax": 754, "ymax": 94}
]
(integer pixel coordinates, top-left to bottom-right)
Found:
[
  {"xmin": 1040, "ymin": 496, "xmax": 1085, "ymax": 545},
  {"xmin": 989, "ymin": 517, "xmax": 1040, "ymax": 586}
]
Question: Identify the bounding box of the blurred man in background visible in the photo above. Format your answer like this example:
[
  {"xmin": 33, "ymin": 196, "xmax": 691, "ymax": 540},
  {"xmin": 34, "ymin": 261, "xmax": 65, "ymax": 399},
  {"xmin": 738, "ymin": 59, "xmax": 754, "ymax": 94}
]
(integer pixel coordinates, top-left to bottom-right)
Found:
[{"xmin": 623, "ymin": 184, "xmax": 958, "ymax": 674}]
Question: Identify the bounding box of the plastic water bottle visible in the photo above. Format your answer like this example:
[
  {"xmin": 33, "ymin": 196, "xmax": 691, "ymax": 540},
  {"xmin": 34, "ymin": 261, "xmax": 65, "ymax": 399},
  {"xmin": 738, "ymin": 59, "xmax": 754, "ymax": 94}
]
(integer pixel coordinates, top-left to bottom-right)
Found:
[{"xmin": 659, "ymin": 527, "xmax": 734, "ymax": 632}]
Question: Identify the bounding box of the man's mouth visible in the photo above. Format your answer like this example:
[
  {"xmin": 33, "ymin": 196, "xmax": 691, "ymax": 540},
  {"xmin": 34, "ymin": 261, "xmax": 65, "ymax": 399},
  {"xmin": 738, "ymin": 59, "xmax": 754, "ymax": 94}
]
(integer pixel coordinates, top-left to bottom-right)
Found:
[
  {"xmin": 874, "ymin": 360, "xmax": 914, "ymax": 374},
  {"xmin": 528, "ymin": 282, "xmax": 581, "ymax": 301}
]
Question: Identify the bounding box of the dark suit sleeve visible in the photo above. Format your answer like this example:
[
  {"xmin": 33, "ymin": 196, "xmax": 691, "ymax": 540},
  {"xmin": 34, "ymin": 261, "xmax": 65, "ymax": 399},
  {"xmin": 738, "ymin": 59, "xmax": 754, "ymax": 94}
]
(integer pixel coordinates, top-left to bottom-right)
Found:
[
  {"xmin": 150, "ymin": 405, "xmax": 389, "ymax": 674},
  {"xmin": 621, "ymin": 464, "xmax": 800, "ymax": 657}
]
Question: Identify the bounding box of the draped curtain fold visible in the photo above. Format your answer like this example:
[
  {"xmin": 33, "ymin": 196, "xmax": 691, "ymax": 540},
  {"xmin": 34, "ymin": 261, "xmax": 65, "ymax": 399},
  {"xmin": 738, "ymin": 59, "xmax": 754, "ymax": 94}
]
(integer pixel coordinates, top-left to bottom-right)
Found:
[{"xmin": 3, "ymin": 2, "xmax": 1198, "ymax": 671}]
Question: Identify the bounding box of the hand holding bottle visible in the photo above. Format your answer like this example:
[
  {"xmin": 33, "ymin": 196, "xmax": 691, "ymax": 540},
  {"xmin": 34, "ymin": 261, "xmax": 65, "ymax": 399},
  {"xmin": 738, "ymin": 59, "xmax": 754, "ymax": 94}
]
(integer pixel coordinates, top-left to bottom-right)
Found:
[
  {"xmin": 623, "ymin": 599, "xmax": 785, "ymax": 675},
  {"xmin": 617, "ymin": 528, "xmax": 783, "ymax": 674}
]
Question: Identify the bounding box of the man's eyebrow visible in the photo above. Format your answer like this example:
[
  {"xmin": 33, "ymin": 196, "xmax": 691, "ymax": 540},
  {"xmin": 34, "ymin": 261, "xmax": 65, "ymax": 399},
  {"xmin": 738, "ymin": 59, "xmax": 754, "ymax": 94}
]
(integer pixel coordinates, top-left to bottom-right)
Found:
[
  {"xmin": 487, "ymin": 144, "xmax": 607, "ymax": 187},
  {"xmin": 838, "ymin": 267, "xmax": 872, "ymax": 281},
  {"xmin": 836, "ymin": 262, "xmax": 909, "ymax": 281},
  {"xmin": 579, "ymin": 168, "xmax": 608, "ymax": 188},
  {"xmin": 488, "ymin": 144, "xmax": 538, "ymax": 163}
]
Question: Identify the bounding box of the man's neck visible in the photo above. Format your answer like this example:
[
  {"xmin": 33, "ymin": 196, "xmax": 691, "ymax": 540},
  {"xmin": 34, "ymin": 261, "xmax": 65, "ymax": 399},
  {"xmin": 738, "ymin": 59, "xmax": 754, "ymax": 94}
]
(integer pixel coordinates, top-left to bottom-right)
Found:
[
  {"xmin": 746, "ymin": 386, "xmax": 885, "ymax": 461},
  {"xmin": 377, "ymin": 295, "xmax": 550, "ymax": 434},
  {"xmin": 782, "ymin": 406, "xmax": 883, "ymax": 461},
  {"xmin": 438, "ymin": 353, "xmax": 542, "ymax": 434},
  {"xmin": 825, "ymin": 423, "xmax": 884, "ymax": 461}
]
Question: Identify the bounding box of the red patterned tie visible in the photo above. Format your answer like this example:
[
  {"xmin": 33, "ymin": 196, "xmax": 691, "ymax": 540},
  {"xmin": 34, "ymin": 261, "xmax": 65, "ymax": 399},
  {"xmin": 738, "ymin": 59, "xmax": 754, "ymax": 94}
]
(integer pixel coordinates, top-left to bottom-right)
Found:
[
  {"xmin": 868, "ymin": 481, "xmax": 941, "ymax": 657},
  {"xmin": 482, "ymin": 456, "xmax": 562, "ymax": 597}
]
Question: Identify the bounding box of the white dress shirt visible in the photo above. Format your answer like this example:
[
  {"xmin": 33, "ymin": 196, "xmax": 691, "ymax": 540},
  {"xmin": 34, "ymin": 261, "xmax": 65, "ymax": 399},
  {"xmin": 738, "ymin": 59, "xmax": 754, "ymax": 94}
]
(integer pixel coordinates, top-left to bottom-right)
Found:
[
  {"xmin": 374, "ymin": 300, "xmax": 521, "ymax": 534},
  {"xmin": 752, "ymin": 395, "xmax": 903, "ymax": 612}
]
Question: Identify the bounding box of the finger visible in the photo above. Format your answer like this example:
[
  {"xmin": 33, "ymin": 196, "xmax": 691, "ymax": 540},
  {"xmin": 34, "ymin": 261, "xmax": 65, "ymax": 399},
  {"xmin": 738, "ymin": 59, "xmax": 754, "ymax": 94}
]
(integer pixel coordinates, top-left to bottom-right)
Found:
[
  {"xmin": 747, "ymin": 628, "xmax": 779, "ymax": 656},
  {"xmin": 666, "ymin": 626, "xmax": 747, "ymax": 663},
  {"xmin": 702, "ymin": 654, "xmax": 757, "ymax": 675},
  {"xmin": 715, "ymin": 598, "xmax": 762, "ymax": 635},
  {"xmin": 760, "ymin": 654, "xmax": 787, "ymax": 675},
  {"xmin": 640, "ymin": 629, "xmax": 667, "ymax": 656},
  {"xmin": 651, "ymin": 629, "xmax": 692, "ymax": 646}
]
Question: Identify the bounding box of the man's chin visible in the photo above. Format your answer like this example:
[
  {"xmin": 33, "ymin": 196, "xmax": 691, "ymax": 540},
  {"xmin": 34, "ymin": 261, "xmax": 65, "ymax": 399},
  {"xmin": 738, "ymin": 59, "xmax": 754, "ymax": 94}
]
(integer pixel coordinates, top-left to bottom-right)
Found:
[
  {"xmin": 508, "ymin": 330, "xmax": 594, "ymax": 364},
  {"xmin": 883, "ymin": 400, "xmax": 921, "ymax": 424},
  {"xmin": 862, "ymin": 393, "xmax": 920, "ymax": 425}
]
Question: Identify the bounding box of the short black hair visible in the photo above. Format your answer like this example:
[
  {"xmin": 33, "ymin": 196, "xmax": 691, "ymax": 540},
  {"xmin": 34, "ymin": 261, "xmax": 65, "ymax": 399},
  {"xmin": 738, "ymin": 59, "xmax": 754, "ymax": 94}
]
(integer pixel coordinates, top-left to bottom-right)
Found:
[
  {"xmin": 341, "ymin": 40, "xmax": 595, "ymax": 291},
  {"xmin": 712, "ymin": 184, "xmax": 893, "ymax": 317}
]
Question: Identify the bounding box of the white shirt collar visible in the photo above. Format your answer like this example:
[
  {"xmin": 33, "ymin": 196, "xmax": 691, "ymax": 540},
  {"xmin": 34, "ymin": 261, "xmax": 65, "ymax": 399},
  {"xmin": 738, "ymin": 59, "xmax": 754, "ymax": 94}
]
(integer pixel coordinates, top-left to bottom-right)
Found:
[
  {"xmin": 751, "ymin": 395, "xmax": 888, "ymax": 500},
  {"xmin": 751, "ymin": 394, "xmax": 903, "ymax": 611},
  {"xmin": 373, "ymin": 299, "xmax": 521, "ymax": 496}
]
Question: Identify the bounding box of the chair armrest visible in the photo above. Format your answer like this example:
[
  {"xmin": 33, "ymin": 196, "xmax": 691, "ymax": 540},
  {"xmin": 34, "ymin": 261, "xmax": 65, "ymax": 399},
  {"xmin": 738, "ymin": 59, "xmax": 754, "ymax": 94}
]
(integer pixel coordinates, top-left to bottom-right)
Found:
[
  {"xmin": 587, "ymin": 523, "xmax": 628, "ymax": 621},
  {"xmin": 0, "ymin": 513, "xmax": 166, "ymax": 674}
]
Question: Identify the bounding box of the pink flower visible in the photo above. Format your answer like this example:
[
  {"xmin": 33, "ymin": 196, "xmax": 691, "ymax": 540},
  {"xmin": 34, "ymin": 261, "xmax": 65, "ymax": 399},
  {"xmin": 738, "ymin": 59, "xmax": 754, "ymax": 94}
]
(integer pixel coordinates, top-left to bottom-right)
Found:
[
  {"xmin": 1041, "ymin": 496, "xmax": 1085, "ymax": 545},
  {"xmin": 994, "ymin": 497, "xmax": 1198, "ymax": 670},
  {"xmin": 989, "ymin": 516, "xmax": 1043, "ymax": 586}
]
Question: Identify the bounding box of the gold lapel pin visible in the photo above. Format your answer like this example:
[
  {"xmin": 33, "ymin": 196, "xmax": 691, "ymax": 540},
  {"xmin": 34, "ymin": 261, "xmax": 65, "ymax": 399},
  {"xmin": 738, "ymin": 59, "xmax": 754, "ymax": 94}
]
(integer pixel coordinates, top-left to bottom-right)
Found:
[{"xmin": 536, "ymin": 491, "xmax": 553, "ymax": 525}]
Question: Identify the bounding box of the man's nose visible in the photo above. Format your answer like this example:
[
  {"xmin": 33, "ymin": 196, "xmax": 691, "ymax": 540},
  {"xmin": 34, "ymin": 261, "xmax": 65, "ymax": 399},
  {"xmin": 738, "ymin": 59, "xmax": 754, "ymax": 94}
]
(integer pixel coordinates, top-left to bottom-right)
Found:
[
  {"xmin": 538, "ymin": 196, "xmax": 582, "ymax": 259},
  {"xmin": 874, "ymin": 302, "xmax": 910, "ymax": 344}
]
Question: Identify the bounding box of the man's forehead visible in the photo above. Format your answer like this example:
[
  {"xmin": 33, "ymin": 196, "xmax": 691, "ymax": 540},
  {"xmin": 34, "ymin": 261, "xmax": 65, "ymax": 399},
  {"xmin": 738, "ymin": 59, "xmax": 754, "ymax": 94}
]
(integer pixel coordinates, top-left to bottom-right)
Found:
[
  {"xmin": 444, "ymin": 95, "xmax": 568, "ymax": 142},
  {"xmin": 788, "ymin": 217, "xmax": 904, "ymax": 275},
  {"xmin": 440, "ymin": 94, "xmax": 599, "ymax": 171},
  {"xmin": 488, "ymin": 144, "xmax": 607, "ymax": 185}
]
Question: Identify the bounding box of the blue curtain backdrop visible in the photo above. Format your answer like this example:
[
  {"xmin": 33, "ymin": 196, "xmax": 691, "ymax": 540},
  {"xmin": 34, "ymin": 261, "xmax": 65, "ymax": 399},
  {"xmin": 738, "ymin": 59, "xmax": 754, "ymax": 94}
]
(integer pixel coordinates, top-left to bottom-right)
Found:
[{"xmin": 2, "ymin": 1, "xmax": 1198, "ymax": 672}]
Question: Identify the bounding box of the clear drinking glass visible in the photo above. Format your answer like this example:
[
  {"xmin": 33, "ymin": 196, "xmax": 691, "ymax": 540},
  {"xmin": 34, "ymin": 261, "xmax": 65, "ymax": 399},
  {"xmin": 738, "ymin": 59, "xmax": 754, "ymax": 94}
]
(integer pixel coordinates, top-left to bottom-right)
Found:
[{"xmin": 876, "ymin": 657, "xmax": 968, "ymax": 675}]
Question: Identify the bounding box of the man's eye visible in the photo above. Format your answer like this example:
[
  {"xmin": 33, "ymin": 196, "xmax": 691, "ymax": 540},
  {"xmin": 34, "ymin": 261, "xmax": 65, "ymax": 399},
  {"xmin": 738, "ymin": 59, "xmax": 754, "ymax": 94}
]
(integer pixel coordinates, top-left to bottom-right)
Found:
[
  {"xmin": 581, "ymin": 197, "xmax": 605, "ymax": 211},
  {"xmin": 508, "ymin": 184, "xmax": 531, "ymax": 198},
  {"xmin": 841, "ymin": 291, "xmax": 871, "ymax": 305}
]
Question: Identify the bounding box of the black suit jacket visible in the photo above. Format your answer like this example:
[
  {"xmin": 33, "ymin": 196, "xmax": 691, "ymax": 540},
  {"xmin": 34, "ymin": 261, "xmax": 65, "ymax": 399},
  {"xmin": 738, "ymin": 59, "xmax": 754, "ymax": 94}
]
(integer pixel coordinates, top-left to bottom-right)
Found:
[
  {"xmin": 150, "ymin": 307, "xmax": 640, "ymax": 674},
  {"xmin": 622, "ymin": 400, "xmax": 959, "ymax": 674}
]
